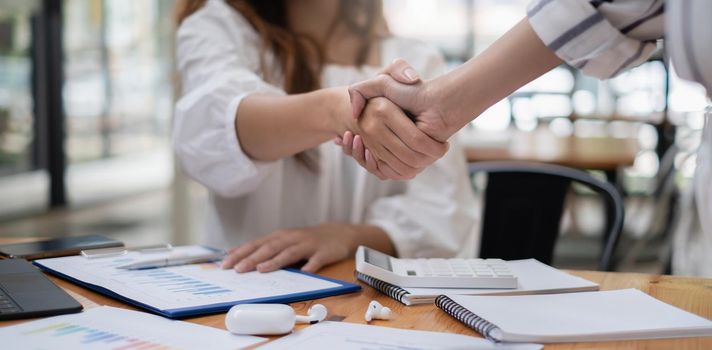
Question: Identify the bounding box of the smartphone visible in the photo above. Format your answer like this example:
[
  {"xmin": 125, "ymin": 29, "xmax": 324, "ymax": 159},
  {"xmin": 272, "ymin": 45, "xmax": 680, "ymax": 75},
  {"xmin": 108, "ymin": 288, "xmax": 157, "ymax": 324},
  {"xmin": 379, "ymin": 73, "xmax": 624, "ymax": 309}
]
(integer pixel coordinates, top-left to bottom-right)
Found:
[{"xmin": 0, "ymin": 234, "xmax": 124, "ymax": 260}]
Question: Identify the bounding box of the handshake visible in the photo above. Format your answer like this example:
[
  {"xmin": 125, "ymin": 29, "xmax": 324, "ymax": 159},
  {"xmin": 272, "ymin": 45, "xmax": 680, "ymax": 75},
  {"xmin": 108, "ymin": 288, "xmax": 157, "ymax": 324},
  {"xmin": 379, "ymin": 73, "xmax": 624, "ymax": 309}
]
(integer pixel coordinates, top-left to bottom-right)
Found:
[{"xmin": 335, "ymin": 59, "xmax": 469, "ymax": 181}]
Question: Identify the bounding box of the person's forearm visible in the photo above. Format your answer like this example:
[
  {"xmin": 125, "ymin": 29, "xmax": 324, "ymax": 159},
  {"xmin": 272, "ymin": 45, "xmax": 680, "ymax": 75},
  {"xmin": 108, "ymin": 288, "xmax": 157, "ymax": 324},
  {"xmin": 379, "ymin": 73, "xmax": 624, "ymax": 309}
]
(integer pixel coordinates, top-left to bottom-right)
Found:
[
  {"xmin": 236, "ymin": 87, "xmax": 351, "ymax": 161},
  {"xmin": 344, "ymin": 224, "xmax": 396, "ymax": 257},
  {"xmin": 430, "ymin": 18, "xmax": 562, "ymax": 132}
]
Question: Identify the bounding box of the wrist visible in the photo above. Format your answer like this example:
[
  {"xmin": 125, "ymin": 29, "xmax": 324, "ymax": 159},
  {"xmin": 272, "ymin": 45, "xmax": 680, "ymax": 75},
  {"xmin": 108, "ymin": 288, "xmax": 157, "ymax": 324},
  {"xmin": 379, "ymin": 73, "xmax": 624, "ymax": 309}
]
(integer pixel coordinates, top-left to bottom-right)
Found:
[
  {"xmin": 348, "ymin": 224, "xmax": 396, "ymax": 256},
  {"xmin": 427, "ymin": 73, "xmax": 480, "ymax": 136},
  {"xmin": 323, "ymin": 87, "xmax": 352, "ymax": 136}
]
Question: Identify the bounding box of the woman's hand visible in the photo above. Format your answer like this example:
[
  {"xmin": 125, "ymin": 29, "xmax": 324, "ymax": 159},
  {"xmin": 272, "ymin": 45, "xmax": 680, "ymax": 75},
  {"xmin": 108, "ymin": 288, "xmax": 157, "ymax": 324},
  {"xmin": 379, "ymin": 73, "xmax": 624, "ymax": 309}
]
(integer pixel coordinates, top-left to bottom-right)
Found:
[
  {"xmin": 220, "ymin": 224, "xmax": 395, "ymax": 273},
  {"xmin": 349, "ymin": 59, "xmax": 456, "ymax": 143},
  {"xmin": 339, "ymin": 97, "xmax": 449, "ymax": 180},
  {"xmin": 335, "ymin": 60, "xmax": 453, "ymax": 180}
]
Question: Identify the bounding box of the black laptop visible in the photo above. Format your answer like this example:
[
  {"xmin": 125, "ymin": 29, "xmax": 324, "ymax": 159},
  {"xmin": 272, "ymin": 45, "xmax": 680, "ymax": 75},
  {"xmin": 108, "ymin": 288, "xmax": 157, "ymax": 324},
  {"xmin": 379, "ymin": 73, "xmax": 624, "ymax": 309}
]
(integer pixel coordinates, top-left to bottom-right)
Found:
[{"xmin": 0, "ymin": 259, "xmax": 83, "ymax": 320}]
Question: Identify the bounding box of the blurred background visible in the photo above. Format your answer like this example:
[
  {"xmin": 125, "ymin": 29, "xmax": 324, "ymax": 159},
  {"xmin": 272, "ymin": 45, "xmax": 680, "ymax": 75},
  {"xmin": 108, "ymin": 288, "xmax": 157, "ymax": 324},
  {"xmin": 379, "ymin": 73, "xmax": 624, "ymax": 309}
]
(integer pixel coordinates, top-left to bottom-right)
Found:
[{"xmin": 0, "ymin": 0, "xmax": 708, "ymax": 274}]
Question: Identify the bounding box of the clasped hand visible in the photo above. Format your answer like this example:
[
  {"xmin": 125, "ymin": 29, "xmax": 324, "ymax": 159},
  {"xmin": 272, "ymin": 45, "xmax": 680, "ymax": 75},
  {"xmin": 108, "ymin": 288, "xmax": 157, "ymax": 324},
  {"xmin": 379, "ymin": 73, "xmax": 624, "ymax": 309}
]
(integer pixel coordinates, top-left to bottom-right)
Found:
[{"xmin": 335, "ymin": 59, "xmax": 457, "ymax": 180}]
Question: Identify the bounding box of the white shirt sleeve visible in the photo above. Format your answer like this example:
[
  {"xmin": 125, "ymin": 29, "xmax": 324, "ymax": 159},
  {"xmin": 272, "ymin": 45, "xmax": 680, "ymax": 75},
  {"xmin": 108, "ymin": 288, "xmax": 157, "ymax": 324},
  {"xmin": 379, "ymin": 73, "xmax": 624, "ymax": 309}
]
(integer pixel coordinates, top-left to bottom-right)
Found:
[
  {"xmin": 366, "ymin": 140, "xmax": 479, "ymax": 258},
  {"xmin": 173, "ymin": 0, "xmax": 285, "ymax": 198},
  {"xmin": 527, "ymin": 0, "xmax": 664, "ymax": 79},
  {"xmin": 366, "ymin": 42, "xmax": 479, "ymax": 258}
]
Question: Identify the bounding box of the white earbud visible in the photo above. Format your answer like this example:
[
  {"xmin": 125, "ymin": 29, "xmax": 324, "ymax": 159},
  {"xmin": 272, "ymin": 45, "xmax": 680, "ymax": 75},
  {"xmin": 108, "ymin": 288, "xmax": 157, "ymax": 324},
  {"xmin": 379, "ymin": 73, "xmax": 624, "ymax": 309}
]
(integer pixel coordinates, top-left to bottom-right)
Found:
[
  {"xmin": 225, "ymin": 303, "xmax": 328, "ymax": 335},
  {"xmin": 364, "ymin": 300, "xmax": 392, "ymax": 322},
  {"xmin": 295, "ymin": 304, "xmax": 328, "ymax": 324}
]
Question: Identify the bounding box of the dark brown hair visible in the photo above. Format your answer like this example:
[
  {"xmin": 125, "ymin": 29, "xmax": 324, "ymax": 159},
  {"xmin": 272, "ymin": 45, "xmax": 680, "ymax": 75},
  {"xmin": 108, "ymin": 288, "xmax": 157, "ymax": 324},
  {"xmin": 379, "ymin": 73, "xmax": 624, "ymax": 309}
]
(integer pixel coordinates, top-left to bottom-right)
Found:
[{"xmin": 178, "ymin": 0, "xmax": 385, "ymax": 171}]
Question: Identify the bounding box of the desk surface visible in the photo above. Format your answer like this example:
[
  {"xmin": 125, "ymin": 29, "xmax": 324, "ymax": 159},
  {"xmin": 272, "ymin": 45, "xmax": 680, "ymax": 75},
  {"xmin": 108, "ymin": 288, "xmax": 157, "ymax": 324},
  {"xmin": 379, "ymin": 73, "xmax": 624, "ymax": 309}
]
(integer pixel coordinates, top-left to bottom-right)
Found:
[
  {"xmin": 460, "ymin": 129, "xmax": 640, "ymax": 171},
  {"xmin": 2, "ymin": 238, "xmax": 711, "ymax": 349}
]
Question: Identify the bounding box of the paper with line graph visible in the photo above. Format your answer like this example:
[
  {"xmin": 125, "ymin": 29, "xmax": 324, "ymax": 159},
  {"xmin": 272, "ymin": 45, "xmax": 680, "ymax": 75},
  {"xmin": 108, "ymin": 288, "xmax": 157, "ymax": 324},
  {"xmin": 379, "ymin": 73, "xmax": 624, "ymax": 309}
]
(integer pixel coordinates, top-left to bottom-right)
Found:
[
  {"xmin": 0, "ymin": 306, "xmax": 265, "ymax": 350},
  {"xmin": 34, "ymin": 245, "xmax": 343, "ymax": 314}
]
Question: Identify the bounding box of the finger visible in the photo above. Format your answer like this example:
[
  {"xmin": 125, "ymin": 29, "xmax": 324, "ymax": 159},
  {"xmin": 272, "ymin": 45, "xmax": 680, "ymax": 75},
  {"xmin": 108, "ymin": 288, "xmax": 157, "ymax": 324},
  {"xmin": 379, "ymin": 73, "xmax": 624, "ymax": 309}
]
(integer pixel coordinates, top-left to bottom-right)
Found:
[
  {"xmin": 301, "ymin": 251, "xmax": 332, "ymax": 273},
  {"xmin": 384, "ymin": 112, "xmax": 448, "ymax": 161},
  {"xmin": 377, "ymin": 159, "xmax": 409, "ymax": 180},
  {"xmin": 256, "ymin": 245, "xmax": 309, "ymax": 273},
  {"xmin": 349, "ymin": 135, "xmax": 383, "ymax": 179},
  {"xmin": 365, "ymin": 149, "xmax": 387, "ymax": 180},
  {"xmin": 341, "ymin": 131, "xmax": 354, "ymax": 156},
  {"xmin": 366, "ymin": 148, "xmax": 407, "ymax": 180},
  {"xmin": 354, "ymin": 135, "xmax": 389, "ymax": 180},
  {"xmin": 365, "ymin": 131, "xmax": 418, "ymax": 178},
  {"xmin": 235, "ymin": 239, "xmax": 291, "ymax": 273},
  {"xmin": 333, "ymin": 136, "xmax": 343, "ymax": 146},
  {"xmin": 352, "ymin": 135, "xmax": 367, "ymax": 165},
  {"xmin": 221, "ymin": 241, "xmax": 262, "ymax": 269},
  {"xmin": 343, "ymin": 131, "xmax": 355, "ymax": 150},
  {"xmin": 379, "ymin": 127, "xmax": 427, "ymax": 170},
  {"xmin": 356, "ymin": 97, "xmax": 425, "ymax": 172},
  {"xmin": 348, "ymin": 88, "xmax": 368, "ymax": 119},
  {"xmin": 381, "ymin": 58, "xmax": 420, "ymax": 84}
]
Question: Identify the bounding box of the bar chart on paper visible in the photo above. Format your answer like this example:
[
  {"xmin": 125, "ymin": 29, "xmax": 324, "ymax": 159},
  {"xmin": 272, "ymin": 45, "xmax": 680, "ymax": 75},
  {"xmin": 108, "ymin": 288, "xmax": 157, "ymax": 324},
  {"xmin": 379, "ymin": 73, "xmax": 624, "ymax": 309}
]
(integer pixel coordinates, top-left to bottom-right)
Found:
[
  {"xmin": 0, "ymin": 306, "xmax": 265, "ymax": 350},
  {"xmin": 129, "ymin": 263, "xmax": 235, "ymax": 296}
]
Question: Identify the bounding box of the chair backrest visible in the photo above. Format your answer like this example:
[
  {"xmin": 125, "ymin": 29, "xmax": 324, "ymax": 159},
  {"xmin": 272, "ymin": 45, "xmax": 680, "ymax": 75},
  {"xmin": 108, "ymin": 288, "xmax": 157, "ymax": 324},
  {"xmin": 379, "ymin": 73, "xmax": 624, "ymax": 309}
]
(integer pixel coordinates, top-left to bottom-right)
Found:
[{"xmin": 469, "ymin": 161, "xmax": 624, "ymax": 271}]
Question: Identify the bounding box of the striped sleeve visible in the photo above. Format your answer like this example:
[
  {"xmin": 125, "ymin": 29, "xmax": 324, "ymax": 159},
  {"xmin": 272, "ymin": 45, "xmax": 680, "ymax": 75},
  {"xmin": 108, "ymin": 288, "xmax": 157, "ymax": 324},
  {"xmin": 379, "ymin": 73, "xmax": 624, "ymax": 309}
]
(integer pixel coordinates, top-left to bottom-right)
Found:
[{"xmin": 527, "ymin": 0, "xmax": 665, "ymax": 79}]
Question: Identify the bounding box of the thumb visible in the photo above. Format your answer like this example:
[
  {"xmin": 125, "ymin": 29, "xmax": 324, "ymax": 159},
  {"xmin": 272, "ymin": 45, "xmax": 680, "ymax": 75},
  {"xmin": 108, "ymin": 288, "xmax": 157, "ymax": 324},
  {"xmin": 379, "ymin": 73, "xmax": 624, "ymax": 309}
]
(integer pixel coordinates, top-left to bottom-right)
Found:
[
  {"xmin": 348, "ymin": 86, "xmax": 368, "ymax": 120},
  {"xmin": 348, "ymin": 75, "xmax": 391, "ymax": 119},
  {"xmin": 348, "ymin": 59, "xmax": 421, "ymax": 119},
  {"xmin": 382, "ymin": 58, "xmax": 420, "ymax": 84},
  {"xmin": 349, "ymin": 74, "xmax": 414, "ymax": 119}
]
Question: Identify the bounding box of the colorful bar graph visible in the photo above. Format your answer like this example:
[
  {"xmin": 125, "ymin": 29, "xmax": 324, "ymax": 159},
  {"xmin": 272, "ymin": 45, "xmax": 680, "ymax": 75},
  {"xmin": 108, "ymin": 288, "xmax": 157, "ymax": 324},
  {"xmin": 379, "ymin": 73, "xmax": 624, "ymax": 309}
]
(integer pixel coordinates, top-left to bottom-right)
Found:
[
  {"xmin": 2, "ymin": 305, "xmax": 265, "ymax": 350},
  {"xmin": 22, "ymin": 322, "xmax": 176, "ymax": 350}
]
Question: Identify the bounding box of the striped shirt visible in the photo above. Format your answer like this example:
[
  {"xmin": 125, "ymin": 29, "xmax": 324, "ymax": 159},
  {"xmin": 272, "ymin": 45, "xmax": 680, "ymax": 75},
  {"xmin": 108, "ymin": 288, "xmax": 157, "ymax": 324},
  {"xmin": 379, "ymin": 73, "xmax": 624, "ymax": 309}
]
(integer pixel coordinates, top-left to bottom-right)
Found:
[{"xmin": 527, "ymin": 0, "xmax": 712, "ymax": 96}]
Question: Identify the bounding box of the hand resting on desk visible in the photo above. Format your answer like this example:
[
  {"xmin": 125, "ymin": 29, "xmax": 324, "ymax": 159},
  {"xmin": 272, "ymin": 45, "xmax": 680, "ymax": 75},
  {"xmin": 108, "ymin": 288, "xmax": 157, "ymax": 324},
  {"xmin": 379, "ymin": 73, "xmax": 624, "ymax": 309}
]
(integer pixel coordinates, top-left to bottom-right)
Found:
[{"xmin": 220, "ymin": 223, "xmax": 395, "ymax": 274}]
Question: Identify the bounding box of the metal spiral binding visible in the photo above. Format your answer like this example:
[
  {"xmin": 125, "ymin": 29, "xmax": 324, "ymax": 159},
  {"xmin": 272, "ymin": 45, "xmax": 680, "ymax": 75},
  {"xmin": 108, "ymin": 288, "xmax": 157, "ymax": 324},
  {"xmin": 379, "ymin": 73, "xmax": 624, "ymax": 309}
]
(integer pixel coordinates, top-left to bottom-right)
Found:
[
  {"xmin": 355, "ymin": 272, "xmax": 409, "ymax": 304},
  {"xmin": 435, "ymin": 295, "xmax": 501, "ymax": 342}
]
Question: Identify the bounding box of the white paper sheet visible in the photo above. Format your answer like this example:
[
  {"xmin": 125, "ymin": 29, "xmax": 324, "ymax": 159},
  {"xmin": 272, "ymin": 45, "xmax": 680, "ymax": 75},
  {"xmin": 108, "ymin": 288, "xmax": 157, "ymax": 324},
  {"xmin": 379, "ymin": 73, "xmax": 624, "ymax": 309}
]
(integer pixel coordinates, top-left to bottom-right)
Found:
[
  {"xmin": 0, "ymin": 306, "xmax": 265, "ymax": 350},
  {"xmin": 35, "ymin": 246, "xmax": 341, "ymax": 311},
  {"xmin": 257, "ymin": 321, "xmax": 542, "ymax": 350},
  {"xmin": 446, "ymin": 289, "xmax": 712, "ymax": 342}
]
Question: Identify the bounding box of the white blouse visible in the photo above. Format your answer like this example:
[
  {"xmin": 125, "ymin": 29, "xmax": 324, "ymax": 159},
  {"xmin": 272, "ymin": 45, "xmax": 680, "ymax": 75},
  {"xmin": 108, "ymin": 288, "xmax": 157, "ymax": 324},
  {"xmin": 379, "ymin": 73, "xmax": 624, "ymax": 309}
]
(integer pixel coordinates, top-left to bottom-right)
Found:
[{"xmin": 173, "ymin": 0, "xmax": 480, "ymax": 258}]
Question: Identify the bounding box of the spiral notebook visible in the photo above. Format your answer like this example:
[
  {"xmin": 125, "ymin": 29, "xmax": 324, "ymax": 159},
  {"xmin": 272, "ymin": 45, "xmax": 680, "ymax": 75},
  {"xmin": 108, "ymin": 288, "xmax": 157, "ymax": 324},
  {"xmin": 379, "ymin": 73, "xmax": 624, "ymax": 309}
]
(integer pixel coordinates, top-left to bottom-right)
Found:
[
  {"xmin": 435, "ymin": 289, "xmax": 712, "ymax": 343},
  {"xmin": 356, "ymin": 259, "xmax": 598, "ymax": 305}
]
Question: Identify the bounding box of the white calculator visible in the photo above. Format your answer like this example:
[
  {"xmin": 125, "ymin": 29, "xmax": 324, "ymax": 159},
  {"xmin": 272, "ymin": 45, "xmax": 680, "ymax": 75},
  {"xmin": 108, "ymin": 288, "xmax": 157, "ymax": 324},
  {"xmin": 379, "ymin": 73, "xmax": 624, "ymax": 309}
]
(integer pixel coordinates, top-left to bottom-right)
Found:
[{"xmin": 355, "ymin": 246, "xmax": 517, "ymax": 289}]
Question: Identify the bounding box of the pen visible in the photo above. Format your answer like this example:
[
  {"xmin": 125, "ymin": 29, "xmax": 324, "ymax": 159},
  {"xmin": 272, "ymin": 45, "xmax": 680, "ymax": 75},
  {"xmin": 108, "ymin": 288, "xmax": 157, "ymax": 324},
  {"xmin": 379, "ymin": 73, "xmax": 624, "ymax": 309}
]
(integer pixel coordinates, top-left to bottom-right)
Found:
[
  {"xmin": 116, "ymin": 251, "xmax": 226, "ymax": 270},
  {"xmin": 81, "ymin": 243, "xmax": 174, "ymax": 259}
]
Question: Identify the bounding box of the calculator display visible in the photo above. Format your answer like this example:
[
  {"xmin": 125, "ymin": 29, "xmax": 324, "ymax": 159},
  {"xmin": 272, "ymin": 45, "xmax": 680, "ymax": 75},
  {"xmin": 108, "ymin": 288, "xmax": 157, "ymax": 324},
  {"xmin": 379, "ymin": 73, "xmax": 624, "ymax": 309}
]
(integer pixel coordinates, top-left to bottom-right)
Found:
[{"xmin": 364, "ymin": 248, "xmax": 392, "ymax": 271}]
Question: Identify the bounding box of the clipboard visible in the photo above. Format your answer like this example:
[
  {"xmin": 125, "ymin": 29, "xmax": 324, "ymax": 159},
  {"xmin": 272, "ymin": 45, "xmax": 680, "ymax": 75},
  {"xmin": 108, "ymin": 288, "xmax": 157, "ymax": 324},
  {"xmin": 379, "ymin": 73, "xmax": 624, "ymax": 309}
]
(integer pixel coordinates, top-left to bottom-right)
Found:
[{"xmin": 33, "ymin": 245, "xmax": 360, "ymax": 319}]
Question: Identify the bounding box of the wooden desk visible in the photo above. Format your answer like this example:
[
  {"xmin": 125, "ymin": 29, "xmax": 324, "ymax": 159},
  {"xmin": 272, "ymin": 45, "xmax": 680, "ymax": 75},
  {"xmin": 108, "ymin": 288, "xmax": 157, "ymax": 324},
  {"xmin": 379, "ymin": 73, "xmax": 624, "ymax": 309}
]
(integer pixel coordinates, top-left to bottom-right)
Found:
[
  {"xmin": 461, "ymin": 129, "xmax": 639, "ymax": 171},
  {"xmin": 2, "ymin": 239, "xmax": 711, "ymax": 349}
]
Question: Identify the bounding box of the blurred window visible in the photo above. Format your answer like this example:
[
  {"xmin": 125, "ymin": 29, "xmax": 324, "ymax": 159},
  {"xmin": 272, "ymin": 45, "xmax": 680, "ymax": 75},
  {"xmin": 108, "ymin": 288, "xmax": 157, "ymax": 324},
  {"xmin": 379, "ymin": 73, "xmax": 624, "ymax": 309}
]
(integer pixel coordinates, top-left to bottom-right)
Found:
[
  {"xmin": 63, "ymin": 0, "xmax": 176, "ymax": 204},
  {"xmin": 0, "ymin": 1, "xmax": 37, "ymax": 176},
  {"xmin": 63, "ymin": 0, "xmax": 174, "ymax": 163},
  {"xmin": 0, "ymin": 0, "xmax": 176, "ymax": 219}
]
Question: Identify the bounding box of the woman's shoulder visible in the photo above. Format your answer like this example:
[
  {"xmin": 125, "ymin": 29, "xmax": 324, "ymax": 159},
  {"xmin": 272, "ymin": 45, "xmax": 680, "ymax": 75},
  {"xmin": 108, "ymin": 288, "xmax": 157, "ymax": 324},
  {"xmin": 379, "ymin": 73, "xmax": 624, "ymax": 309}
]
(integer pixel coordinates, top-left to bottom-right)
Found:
[
  {"xmin": 383, "ymin": 36, "xmax": 446, "ymax": 78},
  {"xmin": 178, "ymin": 0, "xmax": 257, "ymax": 39}
]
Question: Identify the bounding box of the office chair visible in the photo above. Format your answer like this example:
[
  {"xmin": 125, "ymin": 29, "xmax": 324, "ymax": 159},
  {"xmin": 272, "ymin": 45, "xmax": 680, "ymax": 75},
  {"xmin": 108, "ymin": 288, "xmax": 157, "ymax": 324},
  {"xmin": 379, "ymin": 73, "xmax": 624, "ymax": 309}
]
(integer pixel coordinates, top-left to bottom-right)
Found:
[
  {"xmin": 619, "ymin": 145, "xmax": 679, "ymax": 271},
  {"xmin": 469, "ymin": 161, "xmax": 624, "ymax": 271}
]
